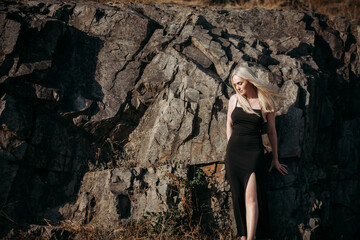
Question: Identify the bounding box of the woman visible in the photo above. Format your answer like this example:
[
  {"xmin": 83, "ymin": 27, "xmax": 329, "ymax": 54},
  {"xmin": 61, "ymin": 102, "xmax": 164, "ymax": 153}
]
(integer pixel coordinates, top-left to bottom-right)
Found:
[{"xmin": 225, "ymin": 66, "xmax": 288, "ymax": 240}]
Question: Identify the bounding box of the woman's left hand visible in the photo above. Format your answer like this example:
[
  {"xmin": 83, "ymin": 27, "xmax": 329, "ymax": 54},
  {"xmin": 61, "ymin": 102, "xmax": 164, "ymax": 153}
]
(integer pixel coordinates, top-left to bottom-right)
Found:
[{"xmin": 269, "ymin": 159, "xmax": 288, "ymax": 175}]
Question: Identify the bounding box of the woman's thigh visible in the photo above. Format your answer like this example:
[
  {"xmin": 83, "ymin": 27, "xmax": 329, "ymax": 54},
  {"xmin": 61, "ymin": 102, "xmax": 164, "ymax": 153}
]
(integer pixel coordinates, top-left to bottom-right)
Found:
[{"xmin": 245, "ymin": 172, "xmax": 257, "ymax": 204}]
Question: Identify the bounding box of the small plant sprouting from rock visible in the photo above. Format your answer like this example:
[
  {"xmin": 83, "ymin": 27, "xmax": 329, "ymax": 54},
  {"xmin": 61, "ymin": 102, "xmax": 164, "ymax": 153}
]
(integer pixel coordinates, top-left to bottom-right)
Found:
[
  {"xmin": 88, "ymin": 138, "xmax": 131, "ymax": 171},
  {"xmin": 143, "ymin": 168, "xmax": 209, "ymax": 236}
]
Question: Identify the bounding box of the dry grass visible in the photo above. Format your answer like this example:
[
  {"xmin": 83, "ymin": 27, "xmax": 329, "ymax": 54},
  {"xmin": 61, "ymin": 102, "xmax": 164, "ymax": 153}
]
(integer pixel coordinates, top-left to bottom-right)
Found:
[
  {"xmin": 90, "ymin": 0, "xmax": 360, "ymax": 19},
  {"xmin": 11, "ymin": 219, "xmax": 234, "ymax": 240},
  {"xmin": 299, "ymin": 0, "xmax": 359, "ymax": 20}
]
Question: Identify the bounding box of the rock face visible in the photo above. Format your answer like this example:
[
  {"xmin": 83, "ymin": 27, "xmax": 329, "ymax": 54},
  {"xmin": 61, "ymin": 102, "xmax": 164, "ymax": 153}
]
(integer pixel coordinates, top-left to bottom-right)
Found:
[{"xmin": 0, "ymin": 0, "xmax": 359, "ymax": 239}]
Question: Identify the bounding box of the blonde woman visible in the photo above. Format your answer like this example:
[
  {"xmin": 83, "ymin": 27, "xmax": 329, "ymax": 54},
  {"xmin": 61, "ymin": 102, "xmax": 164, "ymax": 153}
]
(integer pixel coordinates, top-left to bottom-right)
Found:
[{"xmin": 225, "ymin": 65, "xmax": 288, "ymax": 240}]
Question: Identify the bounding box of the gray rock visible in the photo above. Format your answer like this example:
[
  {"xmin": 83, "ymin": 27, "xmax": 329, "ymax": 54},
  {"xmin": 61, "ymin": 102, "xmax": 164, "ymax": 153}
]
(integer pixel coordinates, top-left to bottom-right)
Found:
[
  {"xmin": 0, "ymin": 0, "xmax": 359, "ymax": 239},
  {"xmin": 0, "ymin": 18, "xmax": 21, "ymax": 56},
  {"xmin": 277, "ymin": 105, "xmax": 304, "ymax": 158},
  {"xmin": 59, "ymin": 165, "xmax": 177, "ymax": 226},
  {"xmin": 0, "ymin": 94, "xmax": 33, "ymax": 139}
]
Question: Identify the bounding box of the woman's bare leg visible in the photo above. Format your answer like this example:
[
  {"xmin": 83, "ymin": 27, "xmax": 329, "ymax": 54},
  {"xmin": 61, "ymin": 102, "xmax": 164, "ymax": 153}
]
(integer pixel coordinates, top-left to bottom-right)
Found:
[{"xmin": 245, "ymin": 172, "xmax": 259, "ymax": 240}]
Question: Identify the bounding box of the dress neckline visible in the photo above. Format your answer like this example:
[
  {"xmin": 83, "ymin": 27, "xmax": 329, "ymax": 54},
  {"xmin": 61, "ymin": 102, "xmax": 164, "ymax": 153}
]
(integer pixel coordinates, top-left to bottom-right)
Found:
[
  {"xmin": 235, "ymin": 105, "xmax": 261, "ymax": 111},
  {"xmin": 234, "ymin": 105, "xmax": 265, "ymax": 122},
  {"xmin": 235, "ymin": 98, "xmax": 261, "ymax": 111}
]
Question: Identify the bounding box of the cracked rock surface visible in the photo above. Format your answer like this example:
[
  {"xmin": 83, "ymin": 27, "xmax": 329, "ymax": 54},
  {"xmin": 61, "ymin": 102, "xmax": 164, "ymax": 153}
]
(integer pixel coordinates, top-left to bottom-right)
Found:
[{"xmin": 0, "ymin": 0, "xmax": 359, "ymax": 239}]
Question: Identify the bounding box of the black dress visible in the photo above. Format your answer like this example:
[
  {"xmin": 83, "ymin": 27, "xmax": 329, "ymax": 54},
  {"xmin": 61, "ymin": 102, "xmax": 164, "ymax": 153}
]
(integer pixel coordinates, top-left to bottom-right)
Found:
[{"xmin": 225, "ymin": 99, "xmax": 271, "ymax": 238}]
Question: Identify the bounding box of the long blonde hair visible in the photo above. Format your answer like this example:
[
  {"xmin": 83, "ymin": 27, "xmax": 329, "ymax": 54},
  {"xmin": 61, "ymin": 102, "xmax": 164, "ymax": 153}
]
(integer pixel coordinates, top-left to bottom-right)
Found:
[{"xmin": 230, "ymin": 65, "xmax": 283, "ymax": 116}]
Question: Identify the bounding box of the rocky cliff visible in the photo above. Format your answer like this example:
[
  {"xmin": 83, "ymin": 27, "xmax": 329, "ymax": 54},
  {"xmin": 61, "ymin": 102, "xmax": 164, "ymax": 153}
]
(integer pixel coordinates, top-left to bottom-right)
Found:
[{"xmin": 0, "ymin": 0, "xmax": 359, "ymax": 239}]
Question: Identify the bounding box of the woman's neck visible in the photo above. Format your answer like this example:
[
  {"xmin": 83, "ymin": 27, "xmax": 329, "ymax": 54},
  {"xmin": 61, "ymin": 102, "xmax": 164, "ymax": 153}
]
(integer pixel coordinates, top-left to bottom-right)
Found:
[{"xmin": 245, "ymin": 92, "xmax": 258, "ymax": 100}]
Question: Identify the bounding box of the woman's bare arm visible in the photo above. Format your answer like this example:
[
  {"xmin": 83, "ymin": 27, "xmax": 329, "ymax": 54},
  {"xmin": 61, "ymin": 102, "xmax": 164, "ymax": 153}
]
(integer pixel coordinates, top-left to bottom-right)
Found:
[
  {"xmin": 226, "ymin": 96, "xmax": 236, "ymax": 141},
  {"xmin": 267, "ymin": 112, "xmax": 288, "ymax": 175}
]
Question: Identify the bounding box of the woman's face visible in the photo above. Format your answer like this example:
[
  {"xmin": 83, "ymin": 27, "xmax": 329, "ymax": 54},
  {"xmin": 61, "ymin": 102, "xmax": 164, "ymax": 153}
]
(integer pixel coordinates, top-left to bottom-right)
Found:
[{"xmin": 232, "ymin": 75, "xmax": 250, "ymax": 96}]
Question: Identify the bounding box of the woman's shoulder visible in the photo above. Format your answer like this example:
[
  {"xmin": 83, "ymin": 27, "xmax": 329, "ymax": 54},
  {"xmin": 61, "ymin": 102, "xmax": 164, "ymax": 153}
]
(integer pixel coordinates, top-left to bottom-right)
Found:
[
  {"xmin": 230, "ymin": 94, "xmax": 237, "ymax": 102},
  {"xmin": 229, "ymin": 94, "xmax": 236, "ymax": 105},
  {"xmin": 228, "ymin": 94, "xmax": 237, "ymax": 108}
]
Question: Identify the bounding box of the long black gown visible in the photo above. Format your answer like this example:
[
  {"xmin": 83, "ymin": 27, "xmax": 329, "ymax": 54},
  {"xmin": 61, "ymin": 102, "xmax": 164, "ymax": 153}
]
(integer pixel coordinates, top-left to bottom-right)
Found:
[{"xmin": 225, "ymin": 99, "xmax": 271, "ymax": 238}]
